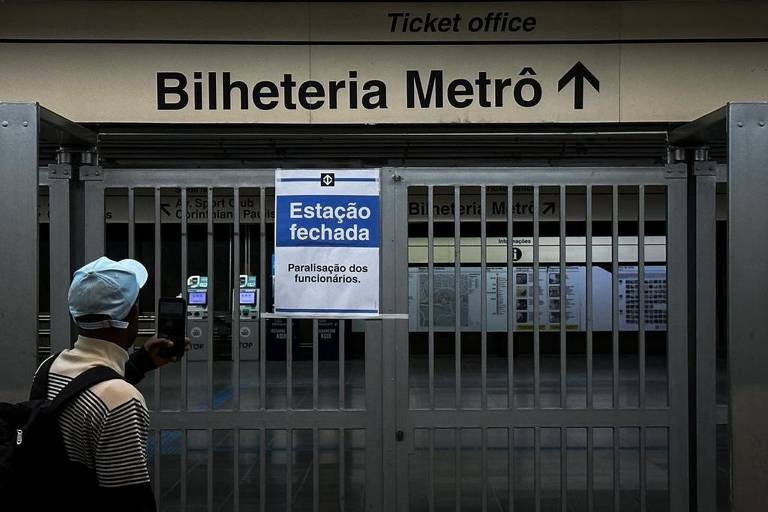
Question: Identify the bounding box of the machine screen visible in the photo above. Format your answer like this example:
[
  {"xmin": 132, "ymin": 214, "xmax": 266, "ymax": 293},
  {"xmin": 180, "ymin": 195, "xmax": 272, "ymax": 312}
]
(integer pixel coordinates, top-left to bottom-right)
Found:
[
  {"xmin": 189, "ymin": 291, "xmax": 207, "ymax": 305},
  {"xmin": 240, "ymin": 291, "xmax": 256, "ymax": 305}
]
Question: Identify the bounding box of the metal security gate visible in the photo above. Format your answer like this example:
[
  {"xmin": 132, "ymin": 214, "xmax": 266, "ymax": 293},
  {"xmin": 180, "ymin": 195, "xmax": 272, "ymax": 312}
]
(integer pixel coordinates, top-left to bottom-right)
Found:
[
  {"xmin": 77, "ymin": 169, "xmax": 385, "ymax": 512},
  {"xmin": 42, "ymin": 163, "xmax": 688, "ymax": 511},
  {"xmin": 13, "ymin": 102, "xmax": 768, "ymax": 512},
  {"xmin": 388, "ymin": 168, "xmax": 688, "ymax": 512}
]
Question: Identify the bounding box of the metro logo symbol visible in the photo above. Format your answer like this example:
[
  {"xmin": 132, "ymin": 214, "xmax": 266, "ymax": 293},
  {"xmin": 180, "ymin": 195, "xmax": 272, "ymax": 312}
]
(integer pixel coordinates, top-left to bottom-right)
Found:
[{"xmin": 321, "ymin": 173, "xmax": 335, "ymax": 187}]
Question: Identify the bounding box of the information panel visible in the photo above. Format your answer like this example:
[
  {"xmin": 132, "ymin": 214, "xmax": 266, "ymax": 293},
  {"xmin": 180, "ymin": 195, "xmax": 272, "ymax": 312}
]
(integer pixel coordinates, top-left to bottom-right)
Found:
[
  {"xmin": 408, "ymin": 265, "xmax": 666, "ymax": 331},
  {"xmin": 274, "ymin": 169, "xmax": 380, "ymax": 317}
]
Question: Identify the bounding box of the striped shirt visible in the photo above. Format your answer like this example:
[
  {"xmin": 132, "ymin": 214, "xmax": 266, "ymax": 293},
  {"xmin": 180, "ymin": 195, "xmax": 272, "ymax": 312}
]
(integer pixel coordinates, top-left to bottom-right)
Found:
[{"xmin": 36, "ymin": 335, "xmax": 156, "ymax": 512}]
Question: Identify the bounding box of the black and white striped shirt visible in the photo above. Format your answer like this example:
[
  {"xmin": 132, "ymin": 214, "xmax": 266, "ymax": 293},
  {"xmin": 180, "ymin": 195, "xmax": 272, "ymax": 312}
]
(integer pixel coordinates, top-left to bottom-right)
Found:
[{"xmin": 37, "ymin": 336, "xmax": 156, "ymax": 512}]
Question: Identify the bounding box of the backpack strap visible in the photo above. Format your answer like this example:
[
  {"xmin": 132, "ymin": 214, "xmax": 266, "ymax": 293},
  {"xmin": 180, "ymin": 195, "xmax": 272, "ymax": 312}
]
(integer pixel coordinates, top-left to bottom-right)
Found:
[
  {"xmin": 29, "ymin": 352, "xmax": 62, "ymax": 400},
  {"xmin": 47, "ymin": 366, "xmax": 124, "ymax": 414}
]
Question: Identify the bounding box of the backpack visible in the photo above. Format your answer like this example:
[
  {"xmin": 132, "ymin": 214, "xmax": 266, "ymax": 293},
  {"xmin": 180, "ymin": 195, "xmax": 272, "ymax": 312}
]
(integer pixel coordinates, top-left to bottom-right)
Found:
[{"xmin": 0, "ymin": 353, "xmax": 123, "ymax": 501}]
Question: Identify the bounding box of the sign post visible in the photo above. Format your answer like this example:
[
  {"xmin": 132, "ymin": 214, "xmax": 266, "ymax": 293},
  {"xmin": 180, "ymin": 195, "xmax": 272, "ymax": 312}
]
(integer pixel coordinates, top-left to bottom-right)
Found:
[{"xmin": 274, "ymin": 169, "xmax": 380, "ymax": 317}]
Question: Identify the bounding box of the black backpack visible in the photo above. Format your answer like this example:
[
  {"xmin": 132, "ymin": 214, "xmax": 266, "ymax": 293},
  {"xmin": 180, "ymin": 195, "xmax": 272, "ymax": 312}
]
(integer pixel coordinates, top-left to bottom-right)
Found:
[{"xmin": 0, "ymin": 354, "xmax": 123, "ymax": 500}]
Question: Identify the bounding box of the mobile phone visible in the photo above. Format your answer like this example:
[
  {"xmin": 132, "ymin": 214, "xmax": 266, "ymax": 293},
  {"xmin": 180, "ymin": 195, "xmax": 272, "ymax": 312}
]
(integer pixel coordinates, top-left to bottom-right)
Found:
[{"xmin": 157, "ymin": 297, "xmax": 187, "ymax": 359}]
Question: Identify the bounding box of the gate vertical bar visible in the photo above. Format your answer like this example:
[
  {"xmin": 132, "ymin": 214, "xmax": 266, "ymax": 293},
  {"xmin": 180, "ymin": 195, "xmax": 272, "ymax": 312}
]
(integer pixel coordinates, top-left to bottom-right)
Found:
[
  {"xmin": 611, "ymin": 186, "xmax": 619, "ymax": 409},
  {"xmin": 391, "ymin": 170, "xmax": 410, "ymax": 512},
  {"xmin": 535, "ymin": 426, "xmax": 541, "ymax": 512},
  {"xmin": 180, "ymin": 187, "xmax": 188, "ymax": 510},
  {"xmin": 428, "ymin": 186, "xmax": 435, "ymax": 409},
  {"xmin": 638, "ymin": 186, "xmax": 646, "ymax": 411},
  {"xmin": 481, "ymin": 427, "xmax": 488, "ymax": 512},
  {"xmin": 587, "ymin": 426, "xmax": 593, "ymax": 512},
  {"xmin": 365, "ymin": 319, "xmax": 384, "ymax": 512},
  {"xmin": 533, "ymin": 186, "xmax": 541, "ymax": 408},
  {"xmin": 640, "ymin": 427, "xmax": 647, "ymax": 512},
  {"xmin": 181, "ymin": 188, "xmax": 189, "ymax": 411},
  {"xmin": 561, "ymin": 427, "xmax": 567, "ymax": 512},
  {"xmin": 339, "ymin": 429, "xmax": 346, "ymax": 511},
  {"xmin": 507, "ymin": 187, "xmax": 515, "ymax": 410},
  {"xmin": 455, "ymin": 187, "xmax": 462, "ymax": 409},
  {"xmin": 508, "ymin": 428, "xmax": 515, "ymax": 512},
  {"xmin": 287, "ymin": 319, "xmax": 293, "ymax": 408},
  {"xmin": 154, "ymin": 429, "xmax": 161, "ymax": 506},
  {"xmin": 380, "ymin": 168, "xmax": 398, "ymax": 512},
  {"xmin": 455, "ymin": 430, "xmax": 461, "ymax": 512},
  {"xmin": 312, "ymin": 319, "xmax": 318, "ymax": 410},
  {"xmin": 666, "ymin": 172, "xmax": 690, "ymax": 512},
  {"xmin": 613, "ymin": 427, "xmax": 620, "ymax": 512},
  {"xmin": 480, "ymin": 186, "xmax": 488, "ymax": 411},
  {"xmin": 259, "ymin": 188, "xmax": 267, "ymax": 409},
  {"xmin": 180, "ymin": 424, "xmax": 187, "ymax": 511},
  {"xmin": 691, "ymin": 159, "xmax": 717, "ymax": 512},
  {"xmin": 586, "ymin": 186, "xmax": 593, "ymax": 410},
  {"xmin": 233, "ymin": 428, "xmax": 240, "ymax": 512},
  {"xmin": 638, "ymin": 186, "xmax": 646, "ymax": 512},
  {"xmin": 313, "ymin": 427, "xmax": 319, "ymax": 512},
  {"xmin": 0, "ymin": 102, "xmax": 38, "ymax": 399},
  {"xmin": 586, "ymin": 187, "xmax": 594, "ymax": 512},
  {"xmin": 727, "ymin": 102, "xmax": 768, "ymax": 512},
  {"xmin": 207, "ymin": 188, "xmax": 214, "ymax": 410},
  {"xmin": 287, "ymin": 428, "xmax": 293, "ymax": 512},
  {"xmin": 154, "ymin": 188, "xmax": 161, "ymax": 409},
  {"xmin": 233, "ymin": 187, "xmax": 241, "ymax": 411},
  {"xmin": 429, "ymin": 429, "xmax": 435, "ymax": 512},
  {"xmin": 232, "ymin": 188, "xmax": 241, "ymax": 512},
  {"xmin": 560, "ymin": 187, "xmax": 567, "ymax": 410},
  {"xmin": 207, "ymin": 429, "xmax": 213, "ymax": 512},
  {"xmin": 259, "ymin": 429, "xmax": 266, "ymax": 512},
  {"xmin": 612, "ymin": 185, "xmax": 620, "ymax": 512},
  {"xmin": 339, "ymin": 321, "xmax": 345, "ymax": 409}
]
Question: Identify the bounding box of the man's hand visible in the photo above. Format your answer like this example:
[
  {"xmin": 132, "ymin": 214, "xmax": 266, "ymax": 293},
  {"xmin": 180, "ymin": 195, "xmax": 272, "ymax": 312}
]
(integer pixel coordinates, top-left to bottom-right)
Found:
[{"xmin": 142, "ymin": 337, "xmax": 191, "ymax": 368}]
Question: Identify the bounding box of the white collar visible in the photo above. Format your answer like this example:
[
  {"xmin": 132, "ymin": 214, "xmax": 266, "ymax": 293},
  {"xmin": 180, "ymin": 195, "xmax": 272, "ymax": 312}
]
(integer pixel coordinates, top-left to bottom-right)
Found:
[{"xmin": 71, "ymin": 335, "xmax": 130, "ymax": 376}]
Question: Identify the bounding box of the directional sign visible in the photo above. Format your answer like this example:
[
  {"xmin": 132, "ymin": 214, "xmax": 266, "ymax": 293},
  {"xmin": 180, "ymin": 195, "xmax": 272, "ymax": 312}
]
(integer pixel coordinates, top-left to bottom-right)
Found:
[
  {"xmin": 2, "ymin": 2, "xmax": 768, "ymax": 123},
  {"xmin": 558, "ymin": 61, "xmax": 600, "ymax": 110}
]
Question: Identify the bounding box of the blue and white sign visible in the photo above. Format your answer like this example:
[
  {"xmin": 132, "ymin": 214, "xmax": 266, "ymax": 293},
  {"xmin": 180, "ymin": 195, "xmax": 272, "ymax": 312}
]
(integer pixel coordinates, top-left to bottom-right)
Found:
[{"xmin": 274, "ymin": 169, "xmax": 380, "ymax": 317}]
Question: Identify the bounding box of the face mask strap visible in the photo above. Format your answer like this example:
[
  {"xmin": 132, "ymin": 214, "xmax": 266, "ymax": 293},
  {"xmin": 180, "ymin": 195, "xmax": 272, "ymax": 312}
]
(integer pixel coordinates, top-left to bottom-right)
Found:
[{"xmin": 76, "ymin": 319, "xmax": 130, "ymax": 330}]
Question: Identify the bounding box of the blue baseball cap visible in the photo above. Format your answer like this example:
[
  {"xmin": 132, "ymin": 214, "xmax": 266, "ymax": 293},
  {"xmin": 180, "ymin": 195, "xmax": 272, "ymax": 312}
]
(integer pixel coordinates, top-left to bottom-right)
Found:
[{"xmin": 68, "ymin": 256, "xmax": 148, "ymax": 330}]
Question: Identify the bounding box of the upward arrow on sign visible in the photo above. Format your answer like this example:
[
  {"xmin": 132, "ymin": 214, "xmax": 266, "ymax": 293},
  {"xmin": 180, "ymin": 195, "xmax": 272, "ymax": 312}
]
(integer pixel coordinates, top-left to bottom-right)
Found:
[{"xmin": 558, "ymin": 61, "xmax": 600, "ymax": 110}]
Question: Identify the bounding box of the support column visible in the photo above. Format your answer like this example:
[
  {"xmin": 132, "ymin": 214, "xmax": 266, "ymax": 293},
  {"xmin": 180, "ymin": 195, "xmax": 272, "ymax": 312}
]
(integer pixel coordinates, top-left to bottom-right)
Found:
[
  {"xmin": 47, "ymin": 161, "xmax": 74, "ymax": 352},
  {"xmin": 688, "ymin": 152, "xmax": 718, "ymax": 512},
  {"xmin": 0, "ymin": 102, "xmax": 39, "ymax": 402},
  {"xmin": 728, "ymin": 102, "xmax": 768, "ymax": 512}
]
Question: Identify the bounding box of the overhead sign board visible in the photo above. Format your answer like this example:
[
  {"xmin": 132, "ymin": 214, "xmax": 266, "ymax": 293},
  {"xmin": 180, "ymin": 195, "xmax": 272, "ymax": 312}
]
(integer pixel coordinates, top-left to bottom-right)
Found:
[
  {"xmin": 1, "ymin": 2, "xmax": 767, "ymax": 123},
  {"xmin": 273, "ymin": 169, "xmax": 380, "ymax": 317}
]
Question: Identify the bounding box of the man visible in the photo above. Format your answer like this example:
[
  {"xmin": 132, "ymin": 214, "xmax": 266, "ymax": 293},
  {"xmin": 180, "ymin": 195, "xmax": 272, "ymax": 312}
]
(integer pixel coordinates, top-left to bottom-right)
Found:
[{"xmin": 32, "ymin": 256, "xmax": 178, "ymax": 512}]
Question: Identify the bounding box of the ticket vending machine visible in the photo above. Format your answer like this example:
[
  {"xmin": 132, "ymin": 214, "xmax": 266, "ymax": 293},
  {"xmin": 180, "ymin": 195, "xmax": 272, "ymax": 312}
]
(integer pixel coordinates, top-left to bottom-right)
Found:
[
  {"xmin": 237, "ymin": 274, "xmax": 260, "ymax": 360},
  {"xmin": 186, "ymin": 275, "xmax": 209, "ymax": 361}
]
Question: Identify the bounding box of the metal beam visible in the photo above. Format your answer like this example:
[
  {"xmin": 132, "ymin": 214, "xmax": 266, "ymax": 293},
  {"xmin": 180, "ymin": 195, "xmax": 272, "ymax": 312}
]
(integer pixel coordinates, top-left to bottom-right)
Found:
[
  {"xmin": 0, "ymin": 102, "xmax": 39, "ymax": 401},
  {"xmin": 728, "ymin": 102, "xmax": 768, "ymax": 512},
  {"xmin": 669, "ymin": 106, "xmax": 727, "ymax": 147},
  {"xmin": 38, "ymin": 106, "xmax": 96, "ymax": 147}
]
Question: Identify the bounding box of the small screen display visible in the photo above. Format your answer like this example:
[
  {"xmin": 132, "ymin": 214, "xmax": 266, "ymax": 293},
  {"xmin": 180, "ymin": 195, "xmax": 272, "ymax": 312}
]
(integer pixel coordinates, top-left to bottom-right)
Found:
[
  {"xmin": 189, "ymin": 291, "xmax": 207, "ymax": 305},
  {"xmin": 240, "ymin": 291, "xmax": 256, "ymax": 305}
]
